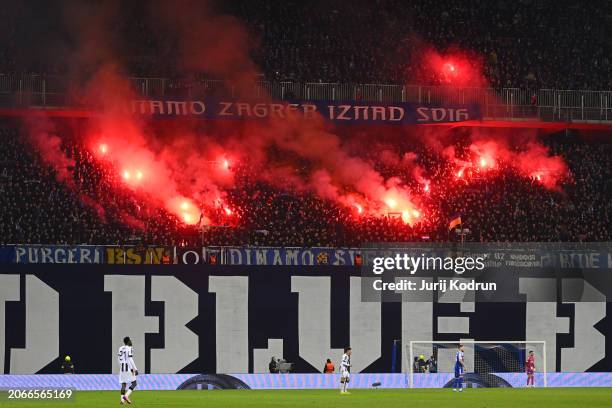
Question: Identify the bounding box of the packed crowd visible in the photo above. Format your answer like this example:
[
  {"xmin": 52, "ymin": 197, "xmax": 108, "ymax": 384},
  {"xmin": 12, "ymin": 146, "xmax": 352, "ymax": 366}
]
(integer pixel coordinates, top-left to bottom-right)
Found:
[
  {"xmin": 0, "ymin": 1, "xmax": 610, "ymax": 90},
  {"xmin": 231, "ymin": 0, "xmax": 611, "ymax": 90},
  {"xmin": 1, "ymin": 122, "xmax": 610, "ymax": 246}
]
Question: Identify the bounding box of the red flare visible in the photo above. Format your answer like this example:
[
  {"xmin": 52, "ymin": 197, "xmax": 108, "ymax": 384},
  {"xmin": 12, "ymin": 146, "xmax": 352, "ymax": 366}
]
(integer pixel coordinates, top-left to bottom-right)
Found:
[
  {"xmin": 445, "ymin": 63, "xmax": 456, "ymax": 73},
  {"xmin": 385, "ymin": 198, "xmax": 397, "ymax": 209}
]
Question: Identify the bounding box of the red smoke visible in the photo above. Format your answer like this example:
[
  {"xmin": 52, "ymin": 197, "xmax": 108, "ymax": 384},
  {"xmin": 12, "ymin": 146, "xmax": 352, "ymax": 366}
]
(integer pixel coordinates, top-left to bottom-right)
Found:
[
  {"xmin": 410, "ymin": 46, "xmax": 488, "ymax": 89},
  {"xmin": 24, "ymin": 118, "xmax": 75, "ymax": 183},
  {"xmin": 20, "ymin": 2, "xmax": 571, "ymax": 233}
]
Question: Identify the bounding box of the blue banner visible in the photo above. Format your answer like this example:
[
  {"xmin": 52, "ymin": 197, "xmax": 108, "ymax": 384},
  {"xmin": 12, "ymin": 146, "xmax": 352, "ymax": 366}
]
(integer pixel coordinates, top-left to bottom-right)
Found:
[
  {"xmin": 0, "ymin": 246, "xmax": 15, "ymax": 263},
  {"xmin": 221, "ymin": 247, "xmax": 360, "ymax": 266},
  {"xmin": 3, "ymin": 245, "xmax": 612, "ymax": 267},
  {"xmin": 11, "ymin": 245, "xmax": 105, "ymax": 263},
  {"xmin": 129, "ymin": 99, "xmax": 481, "ymax": 125}
]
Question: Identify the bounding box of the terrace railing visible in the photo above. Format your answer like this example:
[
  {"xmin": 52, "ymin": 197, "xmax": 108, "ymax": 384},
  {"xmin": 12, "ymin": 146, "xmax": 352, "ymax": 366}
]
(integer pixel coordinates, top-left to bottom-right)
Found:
[{"xmin": 1, "ymin": 73, "xmax": 611, "ymax": 122}]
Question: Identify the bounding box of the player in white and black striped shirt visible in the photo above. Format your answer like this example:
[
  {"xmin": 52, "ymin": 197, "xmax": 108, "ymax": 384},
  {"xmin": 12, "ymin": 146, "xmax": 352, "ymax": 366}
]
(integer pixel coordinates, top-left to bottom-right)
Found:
[
  {"xmin": 118, "ymin": 337, "xmax": 138, "ymax": 404},
  {"xmin": 340, "ymin": 347, "xmax": 352, "ymax": 394}
]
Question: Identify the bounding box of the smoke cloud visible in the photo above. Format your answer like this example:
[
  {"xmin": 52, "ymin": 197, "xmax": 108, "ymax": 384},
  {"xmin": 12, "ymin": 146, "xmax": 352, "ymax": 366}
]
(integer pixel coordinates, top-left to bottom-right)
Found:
[{"xmin": 21, "ymin": 1, "xmax": 571, "ymax": 231}]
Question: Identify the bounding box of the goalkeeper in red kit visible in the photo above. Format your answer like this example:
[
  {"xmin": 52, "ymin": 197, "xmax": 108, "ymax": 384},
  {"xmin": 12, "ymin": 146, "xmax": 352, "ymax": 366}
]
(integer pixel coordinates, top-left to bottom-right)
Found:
[{"xmin": 526, "ymin": 350, "xmax": 535, "ymax": 387}]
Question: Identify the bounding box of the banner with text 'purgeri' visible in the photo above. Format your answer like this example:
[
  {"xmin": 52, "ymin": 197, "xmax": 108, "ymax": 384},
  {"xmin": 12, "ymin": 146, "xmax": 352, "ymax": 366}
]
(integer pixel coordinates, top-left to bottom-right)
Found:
[
  {"xmin": 9, "ymin": 245, "xmax": 105, "ymax": 263},
  {"xmin": 129, "ymin": 99, "xmax": 481, "ymax": 125},
  {"xmin": 4, "ymin": 245, "xmax": 174, "ymax": 264}
]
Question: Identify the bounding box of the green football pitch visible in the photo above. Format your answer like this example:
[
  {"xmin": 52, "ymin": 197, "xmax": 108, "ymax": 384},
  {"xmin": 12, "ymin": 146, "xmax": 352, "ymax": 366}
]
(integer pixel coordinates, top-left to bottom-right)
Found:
[{"xmin": 2, "ymin": 388, "xmax": 612, "ymax": 408}]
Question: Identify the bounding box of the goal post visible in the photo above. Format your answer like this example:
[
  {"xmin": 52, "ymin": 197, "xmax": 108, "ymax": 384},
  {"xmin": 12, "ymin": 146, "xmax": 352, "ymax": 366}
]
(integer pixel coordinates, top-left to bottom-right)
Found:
[{"xmin": 408, "ymin": 341, "xmax": 547, "ymax": 388}]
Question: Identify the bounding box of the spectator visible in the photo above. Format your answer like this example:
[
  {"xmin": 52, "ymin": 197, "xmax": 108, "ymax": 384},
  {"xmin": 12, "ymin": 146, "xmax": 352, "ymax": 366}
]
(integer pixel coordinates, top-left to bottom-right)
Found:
[
  {"xmin": 269, "ymin": 357, "xmax": 279, "ymax": 373},
  {"xmin": 427, "ymin": 355, "xmax": 437, "ymax": 373},
  {"xmin": 418, "ymin": 355, "xmax": 428, "ymax": 373},
  {"xmin": 60, "ymin": 355, "xmax": 75, "ymax": 374},
  {"xmin": 323, "ymin": 358, "xmax": 335, "ymax": 373}
]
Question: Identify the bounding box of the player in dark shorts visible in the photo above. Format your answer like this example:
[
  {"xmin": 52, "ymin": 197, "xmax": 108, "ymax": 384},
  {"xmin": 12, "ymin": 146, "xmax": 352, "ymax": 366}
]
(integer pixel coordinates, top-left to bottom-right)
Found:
[{"xmin": 526, "ymin": 350, "xmax": 535, "ymax": 387}]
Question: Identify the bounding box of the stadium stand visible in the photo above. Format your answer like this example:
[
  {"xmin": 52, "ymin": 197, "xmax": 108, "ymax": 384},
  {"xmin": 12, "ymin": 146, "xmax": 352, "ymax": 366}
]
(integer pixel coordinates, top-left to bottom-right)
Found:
[
  {"xmin": 0, "ymin": 1, "xmax": 611, "ymax": 247},
  {"xmin": 1, "ymin": 121, "xmax": 610, "ymax": 246},
  {"xmin": 0, "ymin": 1, "xmax": 611, "ymax": 90}
]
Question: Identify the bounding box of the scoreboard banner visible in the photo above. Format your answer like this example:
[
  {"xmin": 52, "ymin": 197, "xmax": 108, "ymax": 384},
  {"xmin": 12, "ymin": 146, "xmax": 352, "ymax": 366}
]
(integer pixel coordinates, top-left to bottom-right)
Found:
[{"xmin": 0, "ymin": 264, "xmax": 611, "ymax": 375}]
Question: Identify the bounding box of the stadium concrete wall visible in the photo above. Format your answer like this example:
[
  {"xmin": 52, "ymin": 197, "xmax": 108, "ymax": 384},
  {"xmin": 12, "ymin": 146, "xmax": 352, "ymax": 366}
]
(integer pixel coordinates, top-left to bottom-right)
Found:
[{"xmin": 0, "ymin": 264, "xmax": 611, "ymax": 374}]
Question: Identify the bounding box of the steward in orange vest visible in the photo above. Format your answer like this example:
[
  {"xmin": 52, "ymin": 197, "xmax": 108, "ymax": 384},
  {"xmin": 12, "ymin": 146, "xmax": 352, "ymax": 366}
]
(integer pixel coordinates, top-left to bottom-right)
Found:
[{"xmin": 323, "ymin": 359, "xmax": 335, "ymax": 373}]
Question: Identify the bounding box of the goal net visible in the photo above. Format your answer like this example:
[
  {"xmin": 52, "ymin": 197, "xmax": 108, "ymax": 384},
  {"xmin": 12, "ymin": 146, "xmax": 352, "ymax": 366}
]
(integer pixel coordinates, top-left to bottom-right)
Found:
[{"xmin": 408, "ymin": 341, "xmax": 547, "ymax": 388}]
